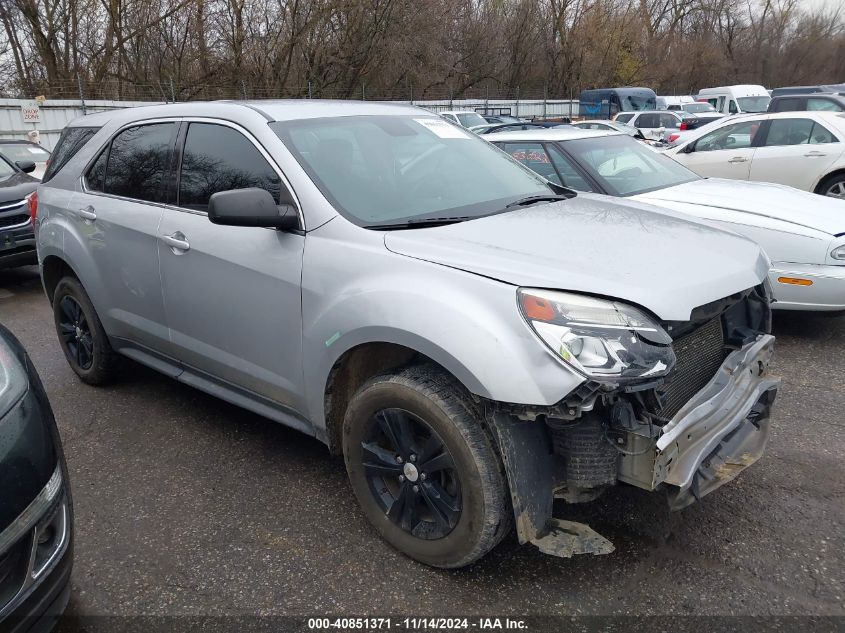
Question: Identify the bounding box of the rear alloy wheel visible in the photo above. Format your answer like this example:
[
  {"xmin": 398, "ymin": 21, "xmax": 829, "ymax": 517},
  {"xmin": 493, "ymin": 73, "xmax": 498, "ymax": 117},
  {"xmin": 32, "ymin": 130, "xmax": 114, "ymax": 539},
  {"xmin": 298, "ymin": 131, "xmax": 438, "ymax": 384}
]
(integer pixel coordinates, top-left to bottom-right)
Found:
[
  {"xmin": 343, "ymin": 366, "xmax": 511, "ymax": 568},
  {"xmin": 52, "ymin": 277, "xmax": 119, "ymax": 385},
  {"xmin": 820, "ymin": 174, "xmax": 845, "ymax": 200}
]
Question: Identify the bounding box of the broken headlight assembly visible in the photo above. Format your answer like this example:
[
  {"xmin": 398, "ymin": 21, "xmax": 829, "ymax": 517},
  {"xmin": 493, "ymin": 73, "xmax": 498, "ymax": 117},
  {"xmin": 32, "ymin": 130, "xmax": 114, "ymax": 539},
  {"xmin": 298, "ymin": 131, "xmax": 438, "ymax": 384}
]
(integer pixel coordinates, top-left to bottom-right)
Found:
[{"xmin": 518, "ymin": 288, "xmax": 676, "ymax": 381}]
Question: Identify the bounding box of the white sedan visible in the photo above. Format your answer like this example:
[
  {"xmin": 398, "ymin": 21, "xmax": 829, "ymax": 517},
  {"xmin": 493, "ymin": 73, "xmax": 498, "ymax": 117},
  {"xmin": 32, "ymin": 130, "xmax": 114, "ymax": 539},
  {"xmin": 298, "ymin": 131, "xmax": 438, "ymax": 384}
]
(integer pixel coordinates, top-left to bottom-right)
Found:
[
  {"xmin": 487, "ymin": 127, "xmax": 845, "ymax": 311},
  {"xmin": 664, "ymin": 110, "xmax": 845, "ymax": 199}
]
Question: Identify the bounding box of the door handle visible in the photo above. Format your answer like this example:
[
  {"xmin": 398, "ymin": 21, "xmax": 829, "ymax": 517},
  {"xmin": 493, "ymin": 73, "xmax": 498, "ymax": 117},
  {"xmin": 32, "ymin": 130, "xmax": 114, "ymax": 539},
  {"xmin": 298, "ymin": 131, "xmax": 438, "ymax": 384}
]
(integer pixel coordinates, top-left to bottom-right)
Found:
[
  {"xmin": 804, "ymin": 151, "xmax": 827, "ymax": 157},
  {"xmin": 161, "ymin": 232, "xmax": 190, "ymax": 252},
  {"xmin": 76, "ymin": 206, "xmax": 97, "ymax": 221},
  {"xmin": 728, "ymin": 156, "xmax": 748, "ymax": 163}
]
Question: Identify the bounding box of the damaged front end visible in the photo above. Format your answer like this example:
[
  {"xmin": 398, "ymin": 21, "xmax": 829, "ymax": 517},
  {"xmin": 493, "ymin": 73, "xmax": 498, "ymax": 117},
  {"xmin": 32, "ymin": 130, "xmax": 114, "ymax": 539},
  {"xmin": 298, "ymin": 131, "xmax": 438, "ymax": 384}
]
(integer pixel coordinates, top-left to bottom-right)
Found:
[{"xmin": 488, "ymin": 285, "xmax": 780, "ymax": 558}]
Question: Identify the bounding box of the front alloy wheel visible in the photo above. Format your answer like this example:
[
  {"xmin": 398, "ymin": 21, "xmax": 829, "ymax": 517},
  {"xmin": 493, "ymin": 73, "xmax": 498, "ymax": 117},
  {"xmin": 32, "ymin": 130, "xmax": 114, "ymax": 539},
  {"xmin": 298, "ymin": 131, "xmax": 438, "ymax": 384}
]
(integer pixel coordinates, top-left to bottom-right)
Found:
[{"xmin": 362, "ymin": 408, "xmax": 461, "ymax": 539}]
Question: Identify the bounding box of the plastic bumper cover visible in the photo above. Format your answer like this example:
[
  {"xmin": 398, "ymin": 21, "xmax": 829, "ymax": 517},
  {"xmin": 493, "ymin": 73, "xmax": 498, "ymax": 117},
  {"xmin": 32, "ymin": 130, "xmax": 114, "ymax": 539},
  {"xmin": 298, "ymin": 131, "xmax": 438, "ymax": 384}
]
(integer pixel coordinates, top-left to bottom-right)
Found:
[{"xmin": 653, "ymin": 334, "xmax": 779, "ymax": 509}]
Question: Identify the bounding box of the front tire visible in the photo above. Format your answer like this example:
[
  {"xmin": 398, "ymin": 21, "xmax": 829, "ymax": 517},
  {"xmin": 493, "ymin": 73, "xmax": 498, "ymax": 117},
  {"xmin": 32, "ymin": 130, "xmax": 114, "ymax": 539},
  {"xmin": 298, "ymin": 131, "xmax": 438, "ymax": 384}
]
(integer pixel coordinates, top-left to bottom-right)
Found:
[
  {"xmin": 342, "ymin": 365, "xmax": 511, "ymax": 568},
  {"xmin": 52, "ymin": 277, "xmax": 119, "ymax": 385}
]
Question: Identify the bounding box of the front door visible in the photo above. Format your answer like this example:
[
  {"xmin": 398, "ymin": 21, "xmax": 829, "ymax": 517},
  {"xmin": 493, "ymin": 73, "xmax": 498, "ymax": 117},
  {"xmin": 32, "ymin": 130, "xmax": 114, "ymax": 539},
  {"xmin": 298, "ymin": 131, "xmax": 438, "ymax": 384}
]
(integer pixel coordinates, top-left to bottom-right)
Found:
[
  {"xmin": 157, "ymin": 121, "xmax": 305, "ymax": 409},
  {"xmin": 677, "ymin": 119, "xmax": 764, "ymax": 180}
]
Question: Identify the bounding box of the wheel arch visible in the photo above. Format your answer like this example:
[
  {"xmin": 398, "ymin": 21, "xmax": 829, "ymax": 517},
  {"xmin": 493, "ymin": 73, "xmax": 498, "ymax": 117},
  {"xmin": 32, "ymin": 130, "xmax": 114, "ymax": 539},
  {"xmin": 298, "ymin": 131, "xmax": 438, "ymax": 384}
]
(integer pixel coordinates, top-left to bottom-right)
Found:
[
  {"xmin": 320, "ymin": 337, "xmax": 489, "ymax": 455},
  {"xmin": 814, "ymin": 168, "xmax": 845, "ymax": 194},
  {"xmin": 41, "ymin": 254, "xmax": 80, "ymax": 305}
]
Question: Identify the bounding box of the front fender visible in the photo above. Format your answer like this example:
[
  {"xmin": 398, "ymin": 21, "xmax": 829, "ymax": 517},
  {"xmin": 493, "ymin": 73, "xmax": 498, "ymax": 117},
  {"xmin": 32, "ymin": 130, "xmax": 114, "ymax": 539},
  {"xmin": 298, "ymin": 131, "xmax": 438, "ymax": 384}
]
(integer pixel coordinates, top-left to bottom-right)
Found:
[{"xmin": 300, "ymin": 222, "xmax": 584, "ymax": 431}]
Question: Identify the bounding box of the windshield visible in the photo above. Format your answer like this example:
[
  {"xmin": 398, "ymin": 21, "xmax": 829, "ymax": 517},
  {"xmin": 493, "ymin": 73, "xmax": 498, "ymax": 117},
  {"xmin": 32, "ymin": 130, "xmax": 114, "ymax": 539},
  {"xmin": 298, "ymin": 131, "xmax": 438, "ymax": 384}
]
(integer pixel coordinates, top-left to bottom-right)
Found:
[
  {"xmin": 618, "ymin": 92, "xmax": 656, "ymax": 111},
  {"xmin": 271, "ymin": 115, "xmax": 553, "ymax": 226},
  {"xmin": 683, "ymin": 103, "xmax": 716, "ymax": 113},
  {"xmin": 456, "ymin": 112, "xmax": 488, "ymax": 128},
  {"xmin": 0, "ymin": 143, "xmax": 50, "ymax": 164},
  {"xmin": 0, "ymin": 156, "xmax": 15, "ymax": 181},
  {"xmin": 737, "ymin": 96, "xmax": 771, "ymax": 113},
  {"xmin": 562, "ymin": 134, "xmax": 699, "ymax": 196}
]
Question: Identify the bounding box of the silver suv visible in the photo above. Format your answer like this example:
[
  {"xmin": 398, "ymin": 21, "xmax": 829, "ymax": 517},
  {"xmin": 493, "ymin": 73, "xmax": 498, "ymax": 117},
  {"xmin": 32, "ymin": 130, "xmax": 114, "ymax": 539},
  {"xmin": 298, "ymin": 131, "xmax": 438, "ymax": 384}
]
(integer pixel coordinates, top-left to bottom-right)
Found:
[{"xmin": 35, "ymin": 101, "xmax": 779, "ymax": 568}]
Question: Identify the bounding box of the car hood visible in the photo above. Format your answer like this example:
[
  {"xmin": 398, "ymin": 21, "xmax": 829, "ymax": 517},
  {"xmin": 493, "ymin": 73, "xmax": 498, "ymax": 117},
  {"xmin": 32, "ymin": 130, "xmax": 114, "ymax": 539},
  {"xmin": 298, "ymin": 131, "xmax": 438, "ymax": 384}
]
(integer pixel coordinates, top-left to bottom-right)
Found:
[
  {"xmin": 634, "ymin": 178, "xmax": 845, "ymax": 236},
  {"xmin": 384, "ymin": 193, "xmax": 769, "ymax": 321},
  {"xmin": 0, "ymin": 170, "xmax": 38, "ymax": 202}
]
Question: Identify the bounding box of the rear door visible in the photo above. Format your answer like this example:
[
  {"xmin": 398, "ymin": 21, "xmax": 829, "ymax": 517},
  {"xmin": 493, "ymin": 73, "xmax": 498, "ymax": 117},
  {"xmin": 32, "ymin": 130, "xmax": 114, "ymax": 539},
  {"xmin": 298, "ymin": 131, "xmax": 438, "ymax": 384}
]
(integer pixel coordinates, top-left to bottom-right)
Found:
[
  {"xmin": 68, "ymin": 122, "xmax": 175, "ymax": 352},
  {"xmin": 749, "ymin": 117, "xmax": 843, "ymax": 191},
  {"xmin": 678, "ymin": 119, "xmax": 764, "ymax": 180},
  {"xmin": 157, "ymin": 120, "xmax": 305, "ymax": 408}
]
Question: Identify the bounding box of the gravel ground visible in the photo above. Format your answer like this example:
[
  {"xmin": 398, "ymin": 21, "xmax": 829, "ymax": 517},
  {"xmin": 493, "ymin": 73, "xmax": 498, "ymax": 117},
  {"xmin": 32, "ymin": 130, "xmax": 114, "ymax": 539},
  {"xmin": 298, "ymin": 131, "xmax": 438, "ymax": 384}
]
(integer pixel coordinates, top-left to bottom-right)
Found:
[{"xmin": 1, "ymin": 265, "xmax": 843, "ymax": 619}]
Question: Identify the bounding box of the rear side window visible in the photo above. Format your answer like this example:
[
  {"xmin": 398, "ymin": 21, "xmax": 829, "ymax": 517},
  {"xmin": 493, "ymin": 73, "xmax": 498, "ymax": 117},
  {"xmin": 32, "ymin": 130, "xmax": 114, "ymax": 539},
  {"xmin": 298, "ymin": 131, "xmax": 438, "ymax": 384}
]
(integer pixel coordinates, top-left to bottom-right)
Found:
[
  {"xmin": 85, "ymin": 149, "xmax": 107, "ymax": 192},
  {"xmin": 177, "ymin": 123, "xmax": 282, "ymax": 212},
  {"xmin": 42, "ymin": 126, "xmax": 100, "ymax": 182},
  {"xmin": 104, "ymin": 123, "xmax": 176, "ymax": 203},
  {"xmin": 763, "ymin": 118, "xmax": 827, "ymax": 146},
  {"xmin": 615, "ymin": 113, "xmax": 634, "ymax": 124},
  {"xmin": 771, "ymin": 97, "xmax": 802, "ymax": 112}
]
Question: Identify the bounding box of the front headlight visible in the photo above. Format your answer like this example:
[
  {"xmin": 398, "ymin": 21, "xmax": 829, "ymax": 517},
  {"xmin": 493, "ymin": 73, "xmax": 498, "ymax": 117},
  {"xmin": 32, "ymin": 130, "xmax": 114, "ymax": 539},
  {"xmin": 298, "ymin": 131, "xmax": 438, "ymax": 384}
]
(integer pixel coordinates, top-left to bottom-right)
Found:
[
  {"xmin": 518, "ymin": 288, "xmax": 676, "ymax": 380},
  {"xmin": 831, "ymin": 244, "xmax": 845, "ymax": 261}
]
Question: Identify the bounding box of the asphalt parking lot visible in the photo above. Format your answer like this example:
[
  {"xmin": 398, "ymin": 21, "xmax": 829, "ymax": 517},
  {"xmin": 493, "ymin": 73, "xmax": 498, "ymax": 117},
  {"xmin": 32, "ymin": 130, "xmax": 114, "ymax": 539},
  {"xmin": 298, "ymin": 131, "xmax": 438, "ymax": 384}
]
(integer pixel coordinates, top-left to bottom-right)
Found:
[{"xmin": 0, "ymin": 265, "xmax": 843, "ymax": 619}]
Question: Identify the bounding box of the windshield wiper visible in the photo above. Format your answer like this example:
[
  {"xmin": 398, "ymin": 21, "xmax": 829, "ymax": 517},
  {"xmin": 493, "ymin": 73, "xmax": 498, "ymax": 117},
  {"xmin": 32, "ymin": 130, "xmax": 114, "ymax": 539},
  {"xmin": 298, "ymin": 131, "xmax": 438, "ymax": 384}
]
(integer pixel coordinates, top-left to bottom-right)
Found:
[
  {"xmin": 505, "ymin": 194, "xmax": 571, "ymax": 209},
  {"xmin": 365, "ymin": 216, "xmax": 474, "ymax": 230}
]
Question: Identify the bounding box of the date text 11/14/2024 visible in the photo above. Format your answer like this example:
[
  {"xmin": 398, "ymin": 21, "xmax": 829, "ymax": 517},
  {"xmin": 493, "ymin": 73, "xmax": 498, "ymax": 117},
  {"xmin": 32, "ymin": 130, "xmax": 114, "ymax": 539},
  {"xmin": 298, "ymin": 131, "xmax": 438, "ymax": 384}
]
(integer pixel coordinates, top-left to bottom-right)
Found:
[{"xmin": 307, "ymin": 618, "xmax": 529, "ymax": 630}]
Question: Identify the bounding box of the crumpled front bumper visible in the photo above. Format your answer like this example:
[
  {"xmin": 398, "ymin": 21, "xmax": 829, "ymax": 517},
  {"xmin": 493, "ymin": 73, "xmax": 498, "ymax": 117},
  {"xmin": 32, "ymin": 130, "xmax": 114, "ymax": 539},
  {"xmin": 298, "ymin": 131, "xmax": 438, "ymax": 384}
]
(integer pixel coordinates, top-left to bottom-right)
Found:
[{"xmin": 653, "ymin": 334, "xmax": 779, "ymax": 509}]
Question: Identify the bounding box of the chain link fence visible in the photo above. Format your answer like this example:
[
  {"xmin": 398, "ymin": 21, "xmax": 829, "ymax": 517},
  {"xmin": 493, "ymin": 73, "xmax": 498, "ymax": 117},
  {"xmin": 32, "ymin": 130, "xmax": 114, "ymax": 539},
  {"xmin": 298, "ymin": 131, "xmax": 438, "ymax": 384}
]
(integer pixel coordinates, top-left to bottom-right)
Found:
[{"xmin": 1, "ymin": 77, "xmax": 580, "ymax": 105}]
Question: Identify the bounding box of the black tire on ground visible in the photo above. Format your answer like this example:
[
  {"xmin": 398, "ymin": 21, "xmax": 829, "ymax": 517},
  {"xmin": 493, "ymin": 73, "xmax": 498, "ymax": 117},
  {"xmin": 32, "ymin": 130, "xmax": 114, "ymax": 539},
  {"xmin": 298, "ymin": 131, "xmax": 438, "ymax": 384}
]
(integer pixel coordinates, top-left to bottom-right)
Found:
[
  {"xmin": 816, "ymin": 173, "xmax": 845, "ymax": 200},
  {"xmin": 52, "ymin": 276, "xmax": 119, "ymax": 385},
  {"xmin": 342, "ymin": 365, "xmax": 512, "ymax": 568}
]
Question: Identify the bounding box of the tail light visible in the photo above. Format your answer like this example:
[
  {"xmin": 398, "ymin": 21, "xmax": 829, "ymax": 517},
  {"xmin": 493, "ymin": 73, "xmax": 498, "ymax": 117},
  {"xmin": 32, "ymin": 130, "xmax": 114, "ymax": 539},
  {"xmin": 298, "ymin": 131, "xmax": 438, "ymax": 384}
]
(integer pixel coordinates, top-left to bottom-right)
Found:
[
  {"xmin": 27, "ymin": 191, "xmax": 38, "ymax": 226},
  {"xmin": 667, "ymin": 133, "xmax": 680, "ymax": 143},
  {"xmin": 679, "ymin": 122, "xmax": 688, "ymax": 131}
]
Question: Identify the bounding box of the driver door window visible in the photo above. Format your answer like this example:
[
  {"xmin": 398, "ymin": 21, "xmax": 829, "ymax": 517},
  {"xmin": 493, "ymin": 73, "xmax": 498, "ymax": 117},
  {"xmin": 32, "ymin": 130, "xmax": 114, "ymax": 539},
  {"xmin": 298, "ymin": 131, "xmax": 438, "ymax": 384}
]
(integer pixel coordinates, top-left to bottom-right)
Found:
[
  {"xmin": 729, "ymin": 100, "xmax": 739, "ymax": 114},
  {"xmin": 694, "ymin": 120, "xmax": 762, "ymax": 152},
  {"xmin": 178, "ymin": 123, "xmax": 284, "ymax": 212}
]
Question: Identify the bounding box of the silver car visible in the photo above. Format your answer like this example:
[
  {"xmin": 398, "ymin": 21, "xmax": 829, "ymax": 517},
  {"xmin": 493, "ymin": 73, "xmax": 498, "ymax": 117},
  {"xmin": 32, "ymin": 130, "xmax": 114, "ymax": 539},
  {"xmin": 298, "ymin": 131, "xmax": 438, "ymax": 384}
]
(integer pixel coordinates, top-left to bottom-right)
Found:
[{"xmin": 34, "ymin": 101, "xmax": 779, "ymax": 567}]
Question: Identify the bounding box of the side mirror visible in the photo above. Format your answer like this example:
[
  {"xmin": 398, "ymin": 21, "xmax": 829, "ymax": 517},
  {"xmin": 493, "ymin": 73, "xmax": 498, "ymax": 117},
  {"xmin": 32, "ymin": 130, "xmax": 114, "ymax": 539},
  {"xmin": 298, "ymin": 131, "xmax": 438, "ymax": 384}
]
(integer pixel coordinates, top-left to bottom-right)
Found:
[
  {"xmin": 682, "ymin": 142, "xmax": 695, "ymax": 153},
  {"xmin": 16, "ymin": 160, "xmax": 36, "ymax": 174},
  {"xmin": 208, "ymin": 187, "xmax": 299, "ymax": 230}
]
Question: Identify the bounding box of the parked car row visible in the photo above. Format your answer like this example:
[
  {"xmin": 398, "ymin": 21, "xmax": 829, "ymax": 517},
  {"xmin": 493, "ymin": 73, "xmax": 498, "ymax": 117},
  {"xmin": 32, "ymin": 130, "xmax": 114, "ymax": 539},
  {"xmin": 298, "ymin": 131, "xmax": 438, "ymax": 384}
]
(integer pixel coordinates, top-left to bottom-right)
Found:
[
  {"xmin": 487, "ymin": 126, "xmax": 845, "ymax": 312},
  {"xmin": 665, "ymin": 110, "xmax": 845, "ymax": 199},
  {"xmin": 18, "ymin": 100, "xmax": 785, "ymax": 574}
]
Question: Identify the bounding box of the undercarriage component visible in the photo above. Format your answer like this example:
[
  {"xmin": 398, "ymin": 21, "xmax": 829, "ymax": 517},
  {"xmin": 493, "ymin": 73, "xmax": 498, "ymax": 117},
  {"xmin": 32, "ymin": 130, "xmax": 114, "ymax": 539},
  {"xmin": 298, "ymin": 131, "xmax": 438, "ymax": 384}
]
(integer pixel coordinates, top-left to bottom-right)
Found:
[
  {"xmin": 486, "ymin": 410, "xmax": 614, "ymax": 558},
  {"xmin": 550, "ymin": 419, "xmax": 617, "ymax": 503}
]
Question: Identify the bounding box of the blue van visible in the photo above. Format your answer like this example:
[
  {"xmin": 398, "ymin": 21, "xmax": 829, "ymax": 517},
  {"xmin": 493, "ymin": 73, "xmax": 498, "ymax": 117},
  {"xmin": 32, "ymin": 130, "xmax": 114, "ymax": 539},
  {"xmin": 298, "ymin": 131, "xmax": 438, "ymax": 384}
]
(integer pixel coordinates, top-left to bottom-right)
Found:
[{"xmin": 578, "ymin": 87, "xmax": 657, "ymax": 119}]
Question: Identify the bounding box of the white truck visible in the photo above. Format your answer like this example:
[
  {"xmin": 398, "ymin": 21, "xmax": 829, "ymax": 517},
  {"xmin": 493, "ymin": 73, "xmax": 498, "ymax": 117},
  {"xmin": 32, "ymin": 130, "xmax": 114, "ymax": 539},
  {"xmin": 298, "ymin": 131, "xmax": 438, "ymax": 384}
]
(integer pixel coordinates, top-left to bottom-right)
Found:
[{"xmin": 696, "ymin": 85, "xmax": 771, "ymax": 115}]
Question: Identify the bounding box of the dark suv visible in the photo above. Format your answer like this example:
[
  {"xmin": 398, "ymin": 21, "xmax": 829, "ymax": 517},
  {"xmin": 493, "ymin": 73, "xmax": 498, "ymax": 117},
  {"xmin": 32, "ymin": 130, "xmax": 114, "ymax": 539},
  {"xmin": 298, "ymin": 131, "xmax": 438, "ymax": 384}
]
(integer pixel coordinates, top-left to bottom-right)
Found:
[
  {"xmin": 768, "ymin": 93, "xmax": 845, "ymax": 113},
  {"xmin": 0, "ymin": 156, "xmax": 38, "ymax": 269}
]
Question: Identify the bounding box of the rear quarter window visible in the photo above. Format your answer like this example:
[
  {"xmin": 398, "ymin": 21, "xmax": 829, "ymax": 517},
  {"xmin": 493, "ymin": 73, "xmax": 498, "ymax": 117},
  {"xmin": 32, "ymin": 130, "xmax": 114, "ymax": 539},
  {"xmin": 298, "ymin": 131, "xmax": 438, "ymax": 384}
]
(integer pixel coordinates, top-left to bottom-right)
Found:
[{"xmin": 42, "ymin": 126, "xmax": 100, "ymax": 182}]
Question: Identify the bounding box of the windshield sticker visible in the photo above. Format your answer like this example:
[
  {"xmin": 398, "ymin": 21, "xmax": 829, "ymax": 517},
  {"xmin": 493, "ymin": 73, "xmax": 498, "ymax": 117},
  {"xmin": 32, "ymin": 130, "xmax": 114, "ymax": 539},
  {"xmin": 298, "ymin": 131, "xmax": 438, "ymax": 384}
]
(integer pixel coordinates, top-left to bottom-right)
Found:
[{"xmin": 415, "ymin": 118, "xmax": 471, "ymax": 139}]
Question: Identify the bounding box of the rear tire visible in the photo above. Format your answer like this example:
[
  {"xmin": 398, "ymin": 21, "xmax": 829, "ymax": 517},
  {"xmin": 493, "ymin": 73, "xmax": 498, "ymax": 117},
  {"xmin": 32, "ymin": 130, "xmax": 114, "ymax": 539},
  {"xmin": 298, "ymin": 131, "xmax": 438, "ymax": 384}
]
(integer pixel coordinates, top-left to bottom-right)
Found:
[
  {"xmin": 817, "ymin": 173, "xmax": 845, "ymax": 200},
  {"xmin": 342, "ymin": 365, "xmax": 511, "ymax": 568},
  {"xmin": 52, "ymin": 277, "xmax": 119, "ymax": 385}
]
